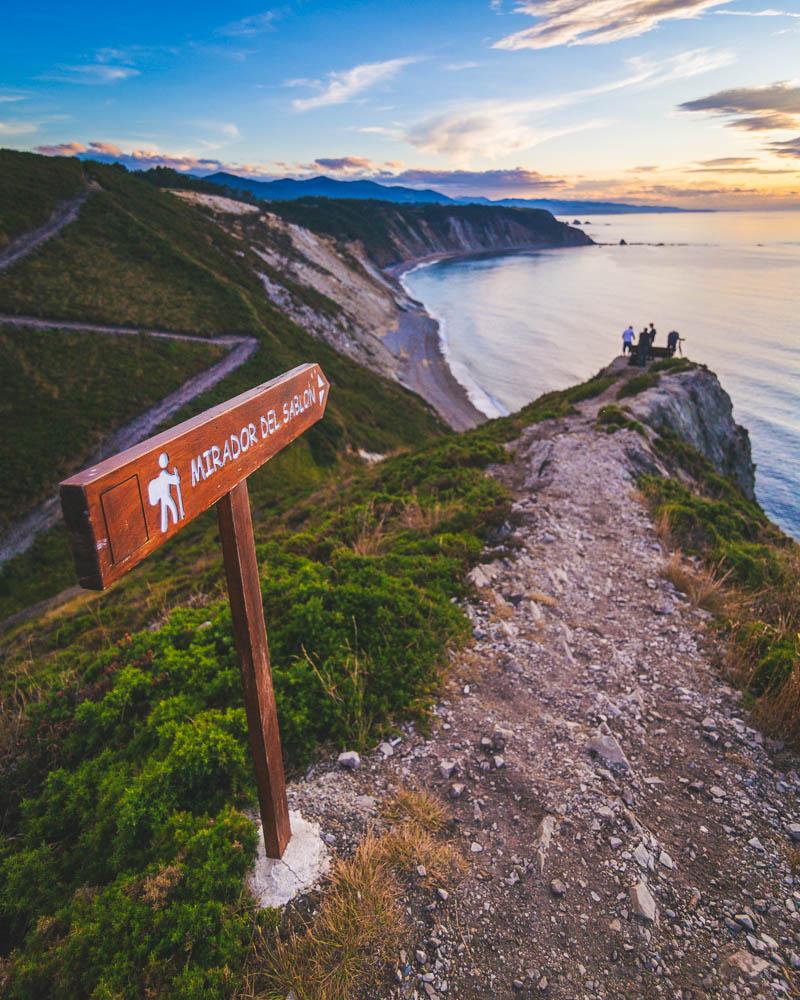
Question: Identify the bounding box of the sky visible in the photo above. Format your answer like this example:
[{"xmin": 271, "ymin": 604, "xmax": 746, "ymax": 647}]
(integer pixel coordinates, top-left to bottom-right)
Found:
[{"xmin": 2, "ymin": 0, "xmax": 800, "ymax": 208}]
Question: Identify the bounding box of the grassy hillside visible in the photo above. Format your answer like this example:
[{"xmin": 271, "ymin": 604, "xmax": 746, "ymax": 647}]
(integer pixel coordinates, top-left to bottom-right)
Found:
[
  {"xmin": 0, "ymin": 325, "xmax": 225, "ymax": 529},
  {"xmin": 641, "ymin": 431, "xmax": 800, "ymax": 740},
  {"xmin": 0, "ymin": 150, "xmax": 84, "ymax": 249},
  {"xmin": 0, "ymin": 154, "xmax": 444, "ymax": 619},
  {"xmin": 0, "ymin": 369, "xmax": 612, "ymax": 999}
]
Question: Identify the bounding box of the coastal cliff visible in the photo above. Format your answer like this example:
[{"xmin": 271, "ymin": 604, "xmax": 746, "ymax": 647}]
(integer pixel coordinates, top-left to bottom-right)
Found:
[
  {"xmin": 625, "ymin": 363, "xmax": 756, "ymax": 498},
  {"xmin": 277, "ymin": 359, "xmax": 799, "ymax": 998},
  {"xmin": 172, "ymin": 189, "xmax": 590, "ymax": 429}
]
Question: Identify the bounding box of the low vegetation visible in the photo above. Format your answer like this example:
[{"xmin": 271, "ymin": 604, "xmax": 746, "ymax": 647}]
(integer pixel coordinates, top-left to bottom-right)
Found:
[
  {"xmin": 248, "ymin": 789, "xmax": 460, "ymax": 1000},
  {"xmin": 0, "ymin": 325, "xmax": 224, "ymax": 529},
  {"xmin": 617, "ymin": 370, "xmax": 659, "ymax": 399},
  {"xmin": 0, "ymin": 363, "xmax": 617, "ymax": 998},
  {"xmin": 641, "ymin": 432, "xmax": 799, "ymax": 740},
  {"xmin": 595, "ymin": 404, "xmax": 645, "ymax": 436},
  {"xmin": 0, "ymin": 150, "xmax": 84, "ymax": 248}
]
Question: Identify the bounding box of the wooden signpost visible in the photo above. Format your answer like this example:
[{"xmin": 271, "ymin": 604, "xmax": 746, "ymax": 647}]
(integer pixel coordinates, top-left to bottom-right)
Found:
[{"xmin": 59, "ymin": 363, "xmax": 330, "ymax": 858}]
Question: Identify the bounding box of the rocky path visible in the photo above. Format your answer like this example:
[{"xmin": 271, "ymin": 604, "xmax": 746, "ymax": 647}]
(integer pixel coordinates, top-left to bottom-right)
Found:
[
  {"xmin": 0, "ymin": 319, "xmax": 257, "ymax": 566},
  {"xmin": 288, "ymin": 400, "xmax": 800, "ymax": 999},
  {"xmin": 0, "ymin": 182, "xmax": 96, "ymax": 272}
]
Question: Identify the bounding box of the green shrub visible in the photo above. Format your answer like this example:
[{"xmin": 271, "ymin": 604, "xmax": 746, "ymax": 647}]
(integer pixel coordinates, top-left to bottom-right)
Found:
[
  {"xmin": 617, "ymin": 371, "xmax": 659, "ymax": 399},
  {"xmin": 639, "ymin": 442, "xmax": 798, "ymax": 732},
  {"xmin": 595, "ymin": 404, "xmax": 644, "ymax": 435}
]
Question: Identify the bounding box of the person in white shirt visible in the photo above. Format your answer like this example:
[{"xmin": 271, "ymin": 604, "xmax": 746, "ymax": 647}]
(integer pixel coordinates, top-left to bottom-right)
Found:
[{"xmin": 622, "ymin": 326, "xmax": 634, "ymax": 355}]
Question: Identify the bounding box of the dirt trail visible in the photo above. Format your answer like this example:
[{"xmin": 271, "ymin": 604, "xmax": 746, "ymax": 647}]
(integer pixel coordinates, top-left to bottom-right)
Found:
[
  {"xmin": 0, "ymin": 319, "xmax": 257, "ymax": 566},
  {"xmin": 0, "ymin": 182, "xmax": 96, "ymax": 272},
  {"xmin": 287, "ymin": 394, "xmax": 800, "ymax": 999}
]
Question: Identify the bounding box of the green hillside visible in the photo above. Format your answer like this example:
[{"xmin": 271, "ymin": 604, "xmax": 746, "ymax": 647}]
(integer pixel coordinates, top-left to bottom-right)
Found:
[
  {"xmin": 0, "ymin": 356, "xmax": 613, "ymax": 997},
  {"xmin": 0, "ymin": 151, "xmax": 443, "ymax": 619},
  {"xmin": 0, "ymin": 150, "xmax": 85, "ymax": 249},
  {"xmin": 0, "ymin": 325, "xmax": 225, "ymax": 529},
  {"xmin": 1, "ymin": 151, "xmax": 798, "ymax": 999}
]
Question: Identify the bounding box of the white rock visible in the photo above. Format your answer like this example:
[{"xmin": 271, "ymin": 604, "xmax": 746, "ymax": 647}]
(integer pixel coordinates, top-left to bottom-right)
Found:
[
  {"xmin": 723, "ymin": 949, "xmax": 770, "ymax": 980},
  {"xmin": 337, "ymin": 750, "xmax": 361, "ymax": 770},
  {"xmin": 249, "ymin": 811, "xmax": 330, "ymax": 909},
  {"xmin": 629, "ymin": 880, "xmax": 658, "ymax": 924}
]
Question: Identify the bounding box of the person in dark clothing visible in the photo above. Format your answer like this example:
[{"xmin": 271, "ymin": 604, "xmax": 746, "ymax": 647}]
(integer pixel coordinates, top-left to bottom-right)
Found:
[
  {"xmin": 667, "ymin": 329, "xmax": 681, "ymax": 355},
  {"xmin": 636, "ymin": 328, "xmax": 650, "ymax": 366},
  {"xmin": 648, "ymin": 322, "xmax": 657, "ymax": 345}
]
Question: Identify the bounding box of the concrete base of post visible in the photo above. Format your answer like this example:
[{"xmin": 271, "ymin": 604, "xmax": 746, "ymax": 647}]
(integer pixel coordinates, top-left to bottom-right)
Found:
[{"xmin": 248, "ymin": 809, "xmax": 330, "ymax": 908}]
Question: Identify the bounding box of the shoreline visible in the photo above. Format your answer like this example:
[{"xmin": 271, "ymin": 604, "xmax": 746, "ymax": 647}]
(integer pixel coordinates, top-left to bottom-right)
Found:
[{"xmin": 382, "ymin": 244, "xmax": 581, "ymax": 431}]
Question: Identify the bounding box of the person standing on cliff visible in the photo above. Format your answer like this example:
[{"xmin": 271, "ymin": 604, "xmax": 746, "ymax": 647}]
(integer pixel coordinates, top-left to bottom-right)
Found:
[
  {"xmin": 637, "ymin": 328, "xmax": 650, "ymax": 366},
  {"xmin": 667, "ymin": 329, "xmax": 681, "ymax": 355},
  {"xmin": 622, "ymin": 325, "xmax": 634, "ymax": 355},
  {"xmin": 648, "ymin": 322, "xmax": 657, "ymax": 345}
]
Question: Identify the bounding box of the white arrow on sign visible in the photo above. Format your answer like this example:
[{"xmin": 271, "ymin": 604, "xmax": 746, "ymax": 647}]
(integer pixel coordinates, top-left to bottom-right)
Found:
[{"xmin": 318, "ymin": 372, "xmax": 326, "ymax": 405}]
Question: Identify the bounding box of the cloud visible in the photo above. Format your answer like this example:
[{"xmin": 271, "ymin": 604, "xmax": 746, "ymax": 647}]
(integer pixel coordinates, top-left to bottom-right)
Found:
[
  {"xmin": 696, "ymin": 155, "xmax": 755, "ymax": 164},
  {"xmin": 35, "ymin": 141, "xmax": 88, "ymax": 155},
  {"xmin": 627, "ymin": 164, "xmax": 660, "ymax": 171},
  {"xmin": 688, "ymin": 164, "xmax": 798, "ymax": 172},
  {"xmin": 47, "ymin": 64, "xmax": 140, "ymax": 84},
  {"xmin": 192, "ymin": 120, "xmax": 241, "ymax": 140},
  {"xmin": 390, "ymin": 166, "xmax": 562, "ymax": 191},
  {"xmin": 493, "ymin": 0, "xmax": 730, "ymax": 50},
  {"xmin": 400, "ymin": 48, "xmax": 732, "ymax": 159},
  {"xmin": 0, "ymin": 93, "xmax": 26, "ymax": 103},
  {"xmin": 767, "ymin": 134, "xmax": 800, "ymax": 157},
  {"xmin": 679, "ymin": 81, "xmax": 800, "ymax": 131},
  {"xmin": 715, "ymin": 7, "xmax": 800, "ymax": 15},
  {"xmin": 217, "ymin": 11, "xmax": 277, "ymax": 36},
  {"xmin": 0, "ymin": 121, "xmax": 38, "ymax": 135},
  {"xmin": 291, "ymin": 57, "xmax": 417, "ymax": 112},
  {"xmin": 34, "ymin": 139, "xmax": 232, "ymax": 174},
  {"xmin": 312, "ymin": 156, "xmax": 377, "ymax": 174},
  {"xmin": 444, "ymin": 61, "xmax": 481, "ymax": 71}
]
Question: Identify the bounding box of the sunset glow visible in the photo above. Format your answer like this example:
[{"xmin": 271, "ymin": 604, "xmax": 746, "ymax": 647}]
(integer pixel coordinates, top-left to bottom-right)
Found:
[{"xmin": 3, "ymin": 0, "xmax": 799, "ymax": 208}]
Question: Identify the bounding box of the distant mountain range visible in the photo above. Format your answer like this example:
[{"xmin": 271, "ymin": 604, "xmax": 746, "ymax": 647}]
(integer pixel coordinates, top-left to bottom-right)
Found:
[{"xmin": 204, "ymin": 171, "xmax": 690, "ymax": 215}]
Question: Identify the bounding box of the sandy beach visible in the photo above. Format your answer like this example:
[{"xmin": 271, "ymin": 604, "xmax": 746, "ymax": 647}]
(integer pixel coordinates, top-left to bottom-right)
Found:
[
  {"xmin": 382, "ymin": 245, "xmax": 580, "ymax": 433},
  {"xmin": 381, "ymin": 252, "xmax": 507, "ymax": 432},
  {"xmin": 382, "ymin": 301, "xmax": 484, "ymax": 432},
  {"xmin": 380, "ymin": 253, "xmax": 488, "ymax": 432}
]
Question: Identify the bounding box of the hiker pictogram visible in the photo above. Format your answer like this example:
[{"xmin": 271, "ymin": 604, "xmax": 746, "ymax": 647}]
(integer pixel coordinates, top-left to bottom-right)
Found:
[{"xmin": 148, "ymin": 451, "xmax": 185, "ymax": 532}]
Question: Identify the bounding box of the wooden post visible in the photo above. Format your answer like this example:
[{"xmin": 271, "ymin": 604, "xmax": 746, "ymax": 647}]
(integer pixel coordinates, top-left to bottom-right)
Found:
[
  {"xmin": 60, "ymin": 364, "xmax": 330, "ymax": 861},
  {"xmin": 217, "ymin": 480, "xmax": 291, "ymax": 858}
]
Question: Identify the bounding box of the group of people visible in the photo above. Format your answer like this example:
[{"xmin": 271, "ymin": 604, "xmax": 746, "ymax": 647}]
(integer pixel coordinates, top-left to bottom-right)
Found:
[{"xmin": 622, "ymin": 323, "xmax": 682, "ymax": 364}]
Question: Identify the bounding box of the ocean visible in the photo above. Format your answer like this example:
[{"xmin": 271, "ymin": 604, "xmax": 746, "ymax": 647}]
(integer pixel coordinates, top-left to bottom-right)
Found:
[{"xmin": 402, "ymin": 210, "xmax": 800, "ymax": 539}]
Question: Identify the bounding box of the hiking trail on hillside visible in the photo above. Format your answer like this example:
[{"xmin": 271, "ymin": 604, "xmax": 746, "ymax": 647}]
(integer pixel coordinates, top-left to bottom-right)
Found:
[
  {"xmin": 0, "ymin": 317, "xmax": 257, "ymax": 567},
  {"xmin": 282, "ymin": 382, "xmax": 800, "ymax": 1000},
  {"xmin": 0, "ymin": 182, "xmax": 96, "ymax": 272}
]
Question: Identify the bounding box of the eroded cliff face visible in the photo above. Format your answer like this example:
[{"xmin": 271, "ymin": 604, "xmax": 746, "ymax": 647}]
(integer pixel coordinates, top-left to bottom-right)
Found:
[
  {"xmin": 625, "ymin": 366, "xmax": 756, "ymax": 498},
  {"xmin": 172, "ymin": 190, "xmax": 591, "ymax": 394},
  {"xmin": 362, "ymin": 206, "xmax": 591, "ymax": 267}
]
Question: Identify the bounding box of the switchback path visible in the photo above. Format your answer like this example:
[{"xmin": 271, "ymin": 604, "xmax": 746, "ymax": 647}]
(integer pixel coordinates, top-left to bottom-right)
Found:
[
  {"xmin": 0, "ymin": 316, "xmax": 258, "ymax": 566},
  {"xmin": 0, "ymin": 182, "xmax": 96, "ymax": 272}
]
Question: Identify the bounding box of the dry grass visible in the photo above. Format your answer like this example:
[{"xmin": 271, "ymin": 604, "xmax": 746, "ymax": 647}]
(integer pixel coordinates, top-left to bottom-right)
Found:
[
  {"xmin": 350, "ymin": 505, "xmax": 389, "ymax": 556},
  {"xmin": 660, "ymin": 554, "xmax": 730, "ymax": 614},
  {"xmin": 246, "ymin": 790, "xmax": 461, "ymax": 1000},
  {"xmin": 527, "ymin": 590, "xmax": 558, "ymax": 608},
  {"xmin": 349, "ymin": 497, "xmax": 460, "ymax": 556},
  {"xmin": 750, "ymin": 664, "xmax": 800, "ymax": 743},
  {"xmin": 398, "ymin": 497, "xmax": 460, "ymax": 534},
  {"xmin": 381, "ymin": 787, "xmax": 447, "ymax": 832}
]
